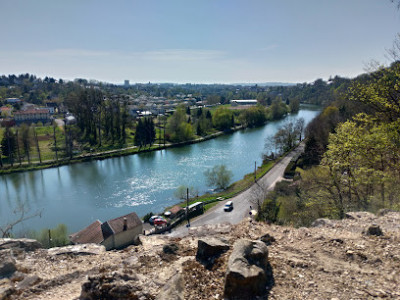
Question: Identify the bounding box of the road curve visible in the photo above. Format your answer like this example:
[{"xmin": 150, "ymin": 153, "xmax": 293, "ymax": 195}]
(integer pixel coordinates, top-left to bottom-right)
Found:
[{"xmin": 169, "ymin": 143, "xmax": 305, "ymax": 237}]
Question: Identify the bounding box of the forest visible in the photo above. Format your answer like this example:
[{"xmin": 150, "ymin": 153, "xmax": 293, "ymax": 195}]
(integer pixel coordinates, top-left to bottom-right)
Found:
[{"xmin": 258, "ymin": 61, "xmax": 400, "ymax": 226}]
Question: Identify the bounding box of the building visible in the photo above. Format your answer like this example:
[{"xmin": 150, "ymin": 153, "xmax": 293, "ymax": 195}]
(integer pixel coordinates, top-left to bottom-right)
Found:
[
  {"xmin": 5, "ymin": 98, "xmax": 22, "ymax": 104},
  {"xmin": 230, "ymin": 99, "xmax": 258, "ymax": 106},
  {"xmin": 124, "ymin": 80, "xmax": 130, "ymax": 87},
  {"xmin": 13, "ymin": 108, "xmax": 51, "ymax": 124},
  {"xmin": 69, "ymin": 212, "xmax": 143, "ymax": 250}
]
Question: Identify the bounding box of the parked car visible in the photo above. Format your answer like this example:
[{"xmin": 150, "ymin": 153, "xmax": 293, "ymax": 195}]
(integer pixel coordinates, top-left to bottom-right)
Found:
[
  {"xmin": 224, "ymin": 201, "xmax": 233, "ymax": 212},
  {"xmin": 149, "ymin": 215, "xmax": 160, "ymax": 225},
  {"xmin": 154, "ymin": 217, "xmax": 167, "ymax": 226}
]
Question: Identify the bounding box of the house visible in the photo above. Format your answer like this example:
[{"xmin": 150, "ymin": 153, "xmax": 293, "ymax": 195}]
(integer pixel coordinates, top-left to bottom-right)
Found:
[
  {"xmin": 5, "ymin": 98, "xmax": 22, "ymax": 104},
  {"xmin": 14, "ymin": 108, "xmax": 51, "ymax": 124},
  {"xmin": 69, "ymin": 212, "xmax": 143, "ymax": 250},
  {"xmin": 168, "ymin": 205, "xmax": 184, "ymax": 218},
  {"xmin": 69, "ymin": 220, "xmax": 103, "ymax": 244},
  {"xmin": 45, "ymin": 102, "xmax": 59, "ymax": 114},
  {"xmin": 101, "ymin": 212, "xmax": 143, "ymax": 250}
]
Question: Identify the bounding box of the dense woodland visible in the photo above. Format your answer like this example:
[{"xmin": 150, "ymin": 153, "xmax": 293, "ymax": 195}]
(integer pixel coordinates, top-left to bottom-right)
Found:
[{"xmin": 258, "ymin": 61, "xmax": 400, "ymax": 225}]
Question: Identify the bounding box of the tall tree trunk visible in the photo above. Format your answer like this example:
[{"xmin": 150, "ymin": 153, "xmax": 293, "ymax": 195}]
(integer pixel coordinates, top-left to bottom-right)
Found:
[
  {"xmin": 15, "ymin": 129, "xmax": 22, "ymax": 166},
  {"xmin": 53, "ymin": 125, "xmax": 58, "ymax": 162},
  {"xmin": 33, "ymin": 127, "xmax": 42, "ymax": 163}
]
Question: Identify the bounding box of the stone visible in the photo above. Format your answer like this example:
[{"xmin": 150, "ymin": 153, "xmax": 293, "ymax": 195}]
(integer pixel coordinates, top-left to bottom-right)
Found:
[
  {"xmin": 363, "ymin": 224, "xmax": 383, "ymax": 236},
  {"xmin": 163, "ymin": 243, "xmax": 179, "ymax": 255},
  {"xmin": 80, "ymin": 272, "xmax": 143, "ymax": 300},
  {"xmin": 0, "ymin": 258, "xmax": 16, "ymax": 279},
  {"xmin": 0, "ymin": 238, "xmax": 42, "ymax": 252},
  {"xmin": 16, "ymin": 275, "xmax": 41, "ymax": 290},
  {"xmin": 196, "ymin": 237, "xmax": 230, "ymax": 267},
  {"xmin": 224, "ymin": 239, "xmax": 271, "ymax": 299},
  {"xmin": 311, "ymin": 218, "xmax": 333, "ymax": 228},
  {"xmin": 48, "ymin": 244, "xmax": 106, "ymax": 256},
  {"xmin": 259, "ymin": 233, "xmax": 276, "ymax": 246},
  {"xmin": 157, "ymin": 272, "xmax": 184, "ymax": 300}
]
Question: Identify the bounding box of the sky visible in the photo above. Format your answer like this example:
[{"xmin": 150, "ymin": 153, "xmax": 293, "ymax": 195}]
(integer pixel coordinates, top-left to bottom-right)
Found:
[{"xmin": 0, "ymin": 0, "xmax": 399, "ymax": 84}]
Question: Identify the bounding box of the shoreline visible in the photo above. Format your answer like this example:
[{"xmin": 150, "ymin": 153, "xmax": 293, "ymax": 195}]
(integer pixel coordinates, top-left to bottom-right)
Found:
[{"xmin": 0, "ymin": 125, "xmax": 247, "ymax": 175}]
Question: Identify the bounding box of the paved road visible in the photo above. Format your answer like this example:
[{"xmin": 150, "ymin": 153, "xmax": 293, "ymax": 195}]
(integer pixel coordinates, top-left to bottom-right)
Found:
[{"xmin": 170, "ymin": 143, "xmax": 304, "ymax": 237}]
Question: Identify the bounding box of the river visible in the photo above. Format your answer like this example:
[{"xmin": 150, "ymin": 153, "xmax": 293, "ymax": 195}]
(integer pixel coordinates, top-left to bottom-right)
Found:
[{"xmin": 0, "ymin": 106, "xmax": 320, "ymax": 234}]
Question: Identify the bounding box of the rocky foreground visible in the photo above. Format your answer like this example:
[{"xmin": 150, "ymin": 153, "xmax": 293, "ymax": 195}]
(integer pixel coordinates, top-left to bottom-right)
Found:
[{"xmin": 1, "ymin": 211, "xmax": 400, "ymax": 299}]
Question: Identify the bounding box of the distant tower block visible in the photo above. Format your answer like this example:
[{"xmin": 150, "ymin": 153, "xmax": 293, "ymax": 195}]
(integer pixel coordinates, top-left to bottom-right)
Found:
[{"xmin": 124, "ymin": 80, "xmax": 130, "ymax": 87}]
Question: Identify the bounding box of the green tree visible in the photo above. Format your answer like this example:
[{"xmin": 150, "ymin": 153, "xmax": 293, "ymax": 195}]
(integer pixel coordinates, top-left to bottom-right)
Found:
[
  {"xmin": 238, "ymin": 106, "xmax": 267, "ymax": 127},
  {"xmin": 204, "ymin": 164, "xmax": 233, "ymax": 190},
  {"xmin": 212, "ymin": 107, "xmax": 233, "ymax": 131},
  {"xmin": 289, "ymin": 98, "xmax": 300, "ymax": 113},
  {"xmin": 0, "ymin": 127, "xmax": 16, "ymax": 164},
  {"xmin": 19, "ymin": 124, "xmax": 32, "ymax": 164},
  {"xmin": 166, "ymin": 105, "xmax": 194, "ymax": 142}
]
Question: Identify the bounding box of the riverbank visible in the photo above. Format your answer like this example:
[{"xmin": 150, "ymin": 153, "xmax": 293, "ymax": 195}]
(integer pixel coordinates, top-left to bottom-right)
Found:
[{"xmin": 0, "ymin": 125, "xmax": 246, "ymax": 175}]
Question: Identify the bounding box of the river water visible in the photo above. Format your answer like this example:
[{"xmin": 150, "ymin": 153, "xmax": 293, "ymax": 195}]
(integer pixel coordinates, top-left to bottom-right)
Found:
[{"xmin": 0, "ymin": 106, "xmax": 320, "ymax": 234}]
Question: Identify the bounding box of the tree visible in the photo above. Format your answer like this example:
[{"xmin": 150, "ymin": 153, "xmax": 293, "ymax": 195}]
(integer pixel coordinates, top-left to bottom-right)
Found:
[
  {"xmin": 289, "ymin": 98, "xmax": 300, "ymax": 113},
  {"xmin": 212, "ymin": 107, "xmax": 233, "ymax": 131},
  {"xmin": 174, "ymin": 185, "xmax": 198, "ymax": 200},
  {"xmin": 273, "ymin": 121, "xmax": 302, "ymax": 154},
  {"xmin": 20, "ymin": 124, "xmax": 32, "ymax": 164},
  {"xmin": 204, "ymin": 164, "xmax": 233, "ymax": 190},
  {"xmin": 0, "ymin": 204, "xmax": 42, "ymax": 238},
  {"xmin": 166, "ymin": 105, "xmax": 194, "ymax": 142},
  {"xmin": 0, "ymin": 127, "xmax": 16, "ymax": 165},
  {"xmin": 238, "ymin": 106, "xmax": 267, "ymax": 127},
  {"xmin": 269, "ymin": 99, "xmax": 288, "ymax": 120}
]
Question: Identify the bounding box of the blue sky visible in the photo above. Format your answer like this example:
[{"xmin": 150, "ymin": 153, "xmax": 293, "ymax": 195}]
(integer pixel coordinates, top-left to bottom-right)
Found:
[{"xmin": 1, "ymin": 0, "xmax": 399, "ymax": 84}]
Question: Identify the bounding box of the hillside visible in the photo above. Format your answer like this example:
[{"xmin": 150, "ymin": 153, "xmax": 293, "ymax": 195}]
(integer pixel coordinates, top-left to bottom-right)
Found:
[{"xmin": 1, "ymin": 211, "xmax": 399, "ymax": 299}]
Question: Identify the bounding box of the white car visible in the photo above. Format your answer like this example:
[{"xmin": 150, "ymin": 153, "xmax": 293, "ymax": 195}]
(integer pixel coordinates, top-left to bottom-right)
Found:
[{"xmin": 224, "ymin": 201, "xmax": 233, "ymax": 212}]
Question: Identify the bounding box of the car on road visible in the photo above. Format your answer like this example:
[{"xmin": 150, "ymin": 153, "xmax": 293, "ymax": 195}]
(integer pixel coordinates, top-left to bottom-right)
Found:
[
  {"xmin": 224, "ymin": 201, "xmax": 233, "ymax": 212},
  {"xmin": 154, "ymin": 217, "xmax": 167, "ymax": 226},
  {"xmin": 149, "ymin": 215, "xmax": 160, "ymax": 225}
]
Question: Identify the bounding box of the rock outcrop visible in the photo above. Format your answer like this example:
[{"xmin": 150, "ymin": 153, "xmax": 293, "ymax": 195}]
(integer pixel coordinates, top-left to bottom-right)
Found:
[
  {"xmin": 196, "ymin": 237, "xmax": 230, "ymax": 268},
  {"xmin": 0, "ymin": 239, "xmax": 42, "ymax": 252},
  {"xmin": 224, "ymin": 239, "xmax": 270, "ymax": 299},
  {"xmin": 0, "ymin": 211, "xmax": 399, "ymax": 299}
]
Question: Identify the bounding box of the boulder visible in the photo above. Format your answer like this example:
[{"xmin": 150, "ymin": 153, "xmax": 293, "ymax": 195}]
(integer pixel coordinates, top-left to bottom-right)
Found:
[
  {"xmin": 196, "ymin": 237, "xmax": 230, "ymax": 267},
  {"xmin": 224, "ymin": 239, "xmax": 271, "ymax": 299},
  {"xmin": 0, "ymin": 238, "xmax": 42, "ymax": 252},
  {"xmin": 48, "ymin": 244, "xmax": 106, "ymax": 256},
  {"xmin": 80, "ymin": 272, "xmax": 144, "ymax": 300},
  {"xmin": 163, "ymin": 243, "xmax": 179, "ymax": 255},
  {"xmin": 311, "ymin": 218, "xmax": 334, "ymax": 228},
  {"xmin": 0, "ymin": 258, "xmax": 16, "ymax": 279},
  {"xmin": 259, "ymin": 233, "xmax": 276, "ymax": 246},
  {"xmin": 157, "ymin": 272, "xmax": 184, "ymax": 300},
  {"xmin": 16, "ymin": 275, "xmax": 41, "ymax": 290},
  {"xmin": 363, "ymin": 224, "xmax": 383, "ymax": 236}
]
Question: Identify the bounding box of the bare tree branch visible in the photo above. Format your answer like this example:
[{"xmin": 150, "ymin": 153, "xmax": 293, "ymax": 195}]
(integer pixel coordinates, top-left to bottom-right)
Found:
[{"xmin": 0, "ymin": 204, "xmax": 42, "ymax": 238}]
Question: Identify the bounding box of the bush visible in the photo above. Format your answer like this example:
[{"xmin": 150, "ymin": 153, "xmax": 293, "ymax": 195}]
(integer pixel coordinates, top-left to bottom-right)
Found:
[
  {"xmin": 30, "ymin": 224, "xmax": 69, "ymax": 248},
  {"xmin": 142, "ymin": 212, "xmax": 154, "ymax": 223}
]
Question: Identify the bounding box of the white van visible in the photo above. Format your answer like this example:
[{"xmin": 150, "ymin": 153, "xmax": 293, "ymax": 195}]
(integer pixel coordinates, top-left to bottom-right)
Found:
[{"xmin": 224, "ymin": 201, "xmax": 233, "ymax": 212}]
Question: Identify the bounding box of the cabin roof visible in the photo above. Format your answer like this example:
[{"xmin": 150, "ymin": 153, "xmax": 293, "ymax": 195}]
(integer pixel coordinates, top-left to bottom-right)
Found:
[{"xmin": 69, "ymin": 220, "xmax": 104, "ymax": 244}]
